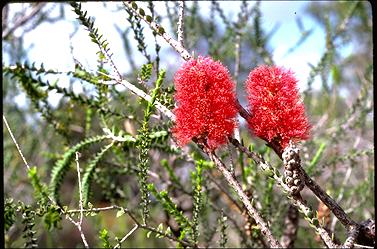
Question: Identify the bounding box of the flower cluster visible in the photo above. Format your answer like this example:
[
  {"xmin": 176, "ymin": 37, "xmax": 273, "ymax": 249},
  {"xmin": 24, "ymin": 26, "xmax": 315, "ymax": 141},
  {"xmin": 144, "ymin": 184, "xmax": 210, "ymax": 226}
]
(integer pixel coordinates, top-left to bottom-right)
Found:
[
  {"xmin": 172, "ymin": 56, "xmax": 238, "ymax": 150},
  {"xmin": 245, "ymin": 65, "xmax": 310, "ymax": 149}
]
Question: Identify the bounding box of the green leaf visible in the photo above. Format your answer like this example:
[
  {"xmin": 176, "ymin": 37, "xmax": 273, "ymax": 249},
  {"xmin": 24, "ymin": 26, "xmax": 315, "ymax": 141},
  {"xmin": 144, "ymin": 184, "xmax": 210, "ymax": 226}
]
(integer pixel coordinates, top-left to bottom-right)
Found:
[
  {"xmin": 307, "ymin": 142, "xmax": 327, "ymax": 176},
  {"xmin": 82, "ymin": 142, "xmax": 114, "ymax": 206},
  {"xmin": 49, "ymin": 135, "xmax": 108, "ymax": 204},
  {"xmin": 331, "ymin": 65, "xmax": 341, "ymax": 86},
  {"xmin": 43, "ymin": 205, "xmax": 62, "ymax": 231},
  {"xmin": 116, "ymin": 209, "xmax": 125, "ymax": 218},
  {"xmin": 99, "ymin": 228, "xmax": 112, "ymax": 249},
  {"xmin": 4, "ymin": 198, "xmax": 16, "ymax": 232}
]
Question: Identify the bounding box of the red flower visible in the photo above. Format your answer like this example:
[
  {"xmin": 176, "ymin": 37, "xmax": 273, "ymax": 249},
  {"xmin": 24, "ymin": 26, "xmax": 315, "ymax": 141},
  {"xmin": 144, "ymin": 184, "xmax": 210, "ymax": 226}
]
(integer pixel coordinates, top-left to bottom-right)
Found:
[
  {"xmin": 245, "ymin": 65, "xmax": 310, "ymax": 150},
  {"xmin": 173, "ymin": 56, "xmax": 238, "ymax": 150}
]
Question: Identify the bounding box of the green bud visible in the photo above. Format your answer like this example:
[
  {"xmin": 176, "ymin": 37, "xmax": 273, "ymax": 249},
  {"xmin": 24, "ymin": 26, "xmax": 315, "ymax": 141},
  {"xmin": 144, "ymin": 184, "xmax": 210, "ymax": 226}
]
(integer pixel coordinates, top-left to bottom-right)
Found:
[
  {"xmin": 146, "ymin": 15, "xmax": 152, "ymax": 23},
  {"xmin": 139, "ymin": 8, "xmax": 145, "ymax": 16},
  {"xmin": 306, "ymin": 210, "xmax": 314, "ymax": 219},
  {"xmin": 311, "ymin": 217, "xmax": 319, "ymax": 227},
  {"xmin": 131, "ymin": 2, "xmax": 138, "ymax": 10},
  {"xmin": 158, "ymin": 26, "xmax": 165, "ymax": 35}
]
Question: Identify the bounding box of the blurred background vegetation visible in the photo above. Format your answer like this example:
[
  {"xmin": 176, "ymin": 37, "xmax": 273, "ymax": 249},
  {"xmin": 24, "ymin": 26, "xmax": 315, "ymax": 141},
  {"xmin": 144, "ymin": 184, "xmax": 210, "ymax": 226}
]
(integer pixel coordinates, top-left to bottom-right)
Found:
[{"xmin": 3, "ymin": 1, "xmax": 373, "ymax": 248}]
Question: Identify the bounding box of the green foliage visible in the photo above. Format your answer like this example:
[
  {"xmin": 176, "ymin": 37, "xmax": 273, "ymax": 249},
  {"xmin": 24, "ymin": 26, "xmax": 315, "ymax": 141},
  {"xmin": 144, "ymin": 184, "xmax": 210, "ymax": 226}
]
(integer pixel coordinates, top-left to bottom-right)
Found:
[
  {"xmin": 82, "ymin": 142, "xmax": 114, "ymax": 206},
  {"xmin": 218, "ymin": 210, "xmax": 228, "ymax": 248},
  {"xmin": 99, "ymin": 228, "xmax": 112, "ymax": 249},
  {"xmin": 191, "ymin": 160, "xmax": 205, "ymax": 245},
  {"xmin": 3, "ymin": 63, "xmax": 128, "ymax": 120},
  {"xmin": 28, "ymin": 166, "xmax": 49, "ymax": 205},
  {"xmin": 3, "ymin": 64, "xmax": 68, "ymax": 138},
  {"xmin": 18, "ymin": 202, "xmax": 38, "ymax": 248},
  {"xmin": 136, "ymin": 69, "xmax": 166, "ymax": 224},
  {"xmin": 4, "ymin": 198, "xmax": 16, "ymax": 232},
  {"xmin": 28, "ymin": 167, "xmax": 63, "ymax": 231},
  {"xmin": 71, "ymin": 2, "xmax": 111, "ymax": 60},
  {"xmin": 148, "ymin": 184, "xmax": 192, "ymax": 243},
  {"xmin": 307, "ymin": 142, "xmax": 327, "ymax": 176},
  {"xmin": 126, "ymin": 5, "xmax": 151, "ymax": 63},
  {"xmin": 3, "ymin": 2, "xmax": 373, "ymax": 248},
  {"xmin": 139, "ymin": 63, "xmax": 153, "ymax": 82},
  {"xmin": 42, "ymin": 205, "xmax": 62, "ymax": 231},
  {"xmin": 49, "ymin": 135, "xmax": 108, "ymax": 204}
]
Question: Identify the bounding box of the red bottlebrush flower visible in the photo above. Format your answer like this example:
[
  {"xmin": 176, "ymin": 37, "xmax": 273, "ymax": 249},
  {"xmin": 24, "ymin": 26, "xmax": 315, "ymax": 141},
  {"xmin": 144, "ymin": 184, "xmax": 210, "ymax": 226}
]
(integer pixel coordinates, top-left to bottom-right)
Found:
[
  {"xmin": 245, "ymin": 65, "xmax": 310, "ymax": 150},
  {"xmin": 173, "ymin": 56, "xmax": 238, "ymax": 150}
]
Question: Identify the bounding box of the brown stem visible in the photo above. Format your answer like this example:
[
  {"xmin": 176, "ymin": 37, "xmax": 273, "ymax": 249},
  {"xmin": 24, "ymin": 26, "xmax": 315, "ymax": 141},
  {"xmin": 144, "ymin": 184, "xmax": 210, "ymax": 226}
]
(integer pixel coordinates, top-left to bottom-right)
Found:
[
  {"xmin": 123, "ymin": 207, "xmax": 194, "ymax": 247},
  {"xmin": 342, "ymin": 225, "xmax": 360, "ymax": 249},
  {"xmin": 206, "ymin": 172, "xmax": 243, "ymax": 212},
  {"xmin": 204, "ymin": 148, "xmax": 282, "ymax": 248},
  {"xmin": 236, "ymin": 100, "xmax": 252, "ymax": 121},
  {"xmin": 229, "ymin": 137, "xmax": 339, "ymax": 248},
  {"xmin": 2, "ymin": 3, "xmax": 46, "ymax": 39},
  {"xmin": 280, "ymin": 204, "xmax": 300, "ymax": 248},
  {"xmin": 124, "ymin": 1, "xmax": 192, "ymax": 61},
  {"xmin": 302, "ymin": 171, "xmax": 358, "ymax": 230}
]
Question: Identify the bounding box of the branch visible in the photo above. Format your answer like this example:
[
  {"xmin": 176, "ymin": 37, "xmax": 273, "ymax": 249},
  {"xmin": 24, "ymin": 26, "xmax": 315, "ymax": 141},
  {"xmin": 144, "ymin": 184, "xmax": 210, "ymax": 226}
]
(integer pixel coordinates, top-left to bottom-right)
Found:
[
  {"xmin": 123, "ymin": 1, "xmax": 192, "ymax": 61},
  {"xmin": 280, "ymin": 204, "xmax": 299, "ymax": 248},
  {"xmin": 236, "ymin": 100, "xmax": 252, "ymax": 121},
  {"xmin": 3, "ymin": 115, "xmax": 31, "ymax": 170},
  {"xmin": 4, "ymin": 114, "xmax": 93, "ymax": 248},
  {"xmin": 68, "ymin": 205, "xmax": 194, "ymax": 247},
  {"xmin": 113, "ymin": 224, "xmax": 139, "ymax": 248},
  {"xmin": 203, "ymin": 148, "xmax": 282, "ymax": 248},
  {"xmin": 74, "ymin": 152, "xmax": 89, "ymax": 248},
  {"xmin": 2, "ymin": 3, "xmax": 46, "ymax": 39},
  {"xmin": 177, "ymin": 1, "xmax": 185, "ymax": 47},
  {"xmin": 98, "ymin": 72, "xmax": 175, "ymax": 121},
  {"xmin": 229, "ymin": 137, "xmax": 339, "ymax": 248},
  {"xmin": 342, "ymin": 225, "xmax": 360, "ymax": 249},
  {"xmin": 234, "ymin": 97, "xmax": 363, "ymax": 234},
  {"xmin": 302, "ymin": 171, "xmax": 358, "ymax": 229}
]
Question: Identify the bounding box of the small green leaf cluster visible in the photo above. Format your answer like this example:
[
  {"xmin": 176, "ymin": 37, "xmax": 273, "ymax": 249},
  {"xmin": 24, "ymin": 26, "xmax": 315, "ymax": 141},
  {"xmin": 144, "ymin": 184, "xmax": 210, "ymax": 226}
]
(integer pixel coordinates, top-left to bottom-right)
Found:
[{"xmin": 49, "ymin": 135, "xmax": 108, "ymax": 204}]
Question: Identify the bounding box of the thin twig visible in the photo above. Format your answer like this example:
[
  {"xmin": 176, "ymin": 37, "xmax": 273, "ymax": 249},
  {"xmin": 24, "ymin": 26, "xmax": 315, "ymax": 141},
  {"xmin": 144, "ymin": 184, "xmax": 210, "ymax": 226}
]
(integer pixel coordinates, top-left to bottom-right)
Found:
[
  {"xmin": 98, "ymin": 72, "xmax": 175, "ymax": 121},
  {"xmin": 2, "ymin": 4, "xmax": 9, "ymax": 31},
  {"xmin": 123, "ymin": 1, "xmax": 192, "ymax": 61},
  {"xmin": 354, "ymin": 243, "xmax": 375, "ymax": 249},
  {"xmin": 177, "ymin": 1, "xmax": 185, "ymax": 48},
  {"xmin": 123, "ymin": 208, "xmax": 194, "ymax": 247},
  {"xmin": 302, "ymin": 171, "xmax": 358, "ymax": 230},
  {"xmin": 74, "ymin": 152, "xmax": 90, "ymax": 249},
  {"xmin": 2, "ymin": 3, "xmax": 46, "ymax": 39},
  {"xmin": 206, "ymin": 173, "xmax": 243, "ymax": 212},
  {"xmin": 204, "ymin": 148, "xmax": 282, "ymax": 248},
  {"xmin": 234, "ymin": 33, "xmax": 241, "ymax": 83},
  {"xmin": 236, "ymin": 100, "xmax": 252, "ymax": 121},
  {"xmin": 229, "ymin": 137, "xmax": 339, "ymax": 248},
  {"xmin": 113, "ymin": 224, "xmax": 139, "ymax": 248},
  {"xmin": 342, "ymin": 225, "xmax": 360, "ymax": 249},
  {"xmin": 67, "ymin": 205, "xmax": 119, "ymax": 213},
  {"xmin": 3, "ymin": 115, "xmax": 30, "ymax": 170},
  {"xmin": 68, "ymin": 204, "xmax": 194, "ymax": 247},
  {"xmin": 4, "ymin": 114, "xmax": 92, "ymax": 248},
  {"xmin": 280, "ymin": 204, "xmax": 299, "ymax": 248}
]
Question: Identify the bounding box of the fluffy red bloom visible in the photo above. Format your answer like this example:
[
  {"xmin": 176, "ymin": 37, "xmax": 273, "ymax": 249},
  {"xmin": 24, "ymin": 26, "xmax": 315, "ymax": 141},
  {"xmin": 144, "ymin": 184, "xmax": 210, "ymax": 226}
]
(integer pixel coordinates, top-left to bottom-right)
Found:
[
  {"xmin": 245, "ymin": 65, "xmax": 310, "ymax": 150},
  {"xmin": 173, "ymin": 56, "xmax": 238, "ymax": 150}
]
